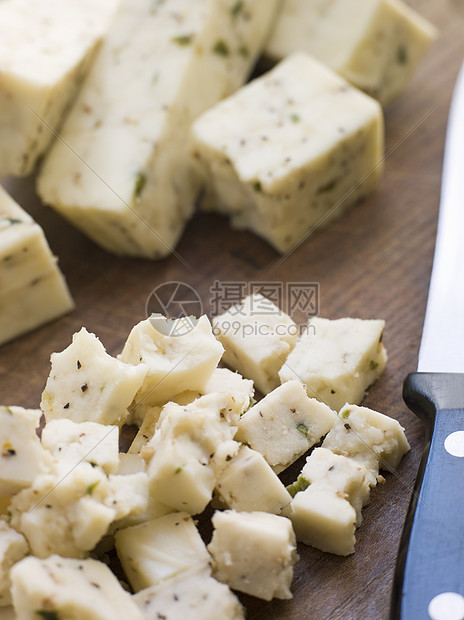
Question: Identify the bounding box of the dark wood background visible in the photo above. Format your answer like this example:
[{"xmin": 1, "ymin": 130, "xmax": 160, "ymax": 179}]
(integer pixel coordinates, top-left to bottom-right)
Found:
[{"xmin": 1, "ymin": 1, "xmax": 463, "ymax": 617}]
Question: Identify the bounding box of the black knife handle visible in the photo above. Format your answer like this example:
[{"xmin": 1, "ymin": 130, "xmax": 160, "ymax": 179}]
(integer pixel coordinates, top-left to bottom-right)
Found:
[{"xmin": 391, "ymin": 373, "xmax": 464, "ymax": 619}]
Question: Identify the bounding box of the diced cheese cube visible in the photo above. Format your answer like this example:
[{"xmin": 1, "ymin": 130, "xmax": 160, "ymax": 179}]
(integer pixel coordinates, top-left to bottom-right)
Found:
[
  {"xmin": 146, "ymin": 394, "xmax": 236, "ymax": 514},
  {"xmin": 264, "ymin": 0, "xmax": 437, "ymax": 104},
  {"xmin": 0, "ymin": 186, "xmax": 74, "ymax": 345},
  {"xmin": 208, "ymin": 510, "xmax": 297, "ymax": 600},
  {"xmin": 216, "ymin": 445, "xmax": 292, "ymax": 514},
  {"xmin": 236, "ymin": 380, "xmax": 335, "ymax": 472},
  {"xmin": 279, "ymin": 316, "xmax": 387, "ymax": 411},
  {"xmin": 192, "ymin": 53, "xmax": 383, "ymax": 254},
  {"xmin": 119, "ymin": 315, "xmax": 223, "ymax": 406},
  {"xmin": 41, "ymin": 419, "xmax": 120, "ymax": 475},
  {"xmin": 0, "ymin": 0, "xmax": 117, "ymax": 177},
  {"xmin": 205, "ymin": 367, "xmax": 255, "ymax": 418},
  {"xmin": 115, "ymin": 512, "xmax": 211, "ymax": 592},
  {"xmin": 133, "ymin": 565, "xmax": 245, "ymax": 620},
  {"xmin": 41, "ymin": 327, "xmax": 147, "ymax": 426},
  {"xmin": 0, "ymin": 521, "xmax": 28, "ymax": 607},
  {"xmin": 11, "ymin": 555, "xmax": 144, "ymax": 620},
  {"xmin": 289, "ymin": 485, "xmax": 357, "ymax": 556},
  {"xmin": 37, "ymin": 0, "xmax": 280, "ymax": 258},
  {"xmin": 0, "ymin": 405, "xmax": 49, "ymax": 497},
  {"xmin": 212, "ymin": 294, "xmax": 298, "ymax": 394},
  {"xmin": 299, "ymin": 447, "xmax": 370, "ymax": 525},
  {"xmin": 322, "ymin": 403, "xmax": 410, "ymax": 485}
]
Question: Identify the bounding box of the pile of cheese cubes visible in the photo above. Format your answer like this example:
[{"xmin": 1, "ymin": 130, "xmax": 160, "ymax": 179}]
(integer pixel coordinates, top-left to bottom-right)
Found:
[
  {"xmin": 0, "ymin": 294, "xmax": 409, "ymax": 618},
  {"xmin": 0, "ymin": 0, "xmax": 435, "ymax": 258}
]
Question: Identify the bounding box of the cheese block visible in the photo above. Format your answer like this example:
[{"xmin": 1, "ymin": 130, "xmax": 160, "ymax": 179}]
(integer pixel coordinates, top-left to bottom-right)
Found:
[
  {"xmin": 41, "ymin": 327, "xmax": 147, "ymax": 426},
  {"xmin": 208, "ymin": 510, "xmax": 298, "ymax": 600},
  {"xmin": 279, "ymin": 316, "xmax": 387, "ymax": 411},
  {"xmin": 236, "ymin": 380, "xmax": 335, "ymax": 472},
  {"xmin": 212, "ymin": 294, "xmax": 298, "ymax": 394},
  {"xmin": 322, "ymin": 403, "xmax": 410, "ymax": 485},
  {"xmin": 289, "ymin": 485, "xmax": 357, "ymax": 556},
  {"xmin": 37, "ymin": 0, "xmax": 281, "ymax": 258},
  {"xmin": 41, "ymin": 419, "xmax": 120, "ymax": 475},
  {"xmin": 115, "ymin": 513, "xmax": 211, "ymax": 592},
  {"xmin": 192, "ymin": 52, "xmax": 384, "ymax": 254},
  {"xmin": 119, "ymin": 315, "xmax": 223, "ymax": 407},
  {"xmin": 133, "ymin": 565, "xmax": 245, "ymax": 620},
  {"xmin": 11, "ymin": 555, "xmax": 144, "ymax": 620},
  {"xmin": 0, "ymin": 0, "xmax": 117, "ymax": 177},
  {"xmin": 215, "ymin": 445, "xmax": 292, "ymax": 514},
  {"xmin": 298, "ymin": 447, "xmax": 370, "ymax": 525},
  {"xmin": 0, "ymin": 522, "xmax": 28, "ymax": 607},
  {"xmin": 0, "ymin": 406, "xmax": 49, "ymax": 497},
  {"xmin": 264, "ymin": 0, "xmax": 437, "ymax": 105},
  {"xmin": 145, "ymin": 394, "xmax": 237, "ymax": 514},
  {"xmin": 0, "ymin": 186, "xmax": 74, "ymax": 345}
]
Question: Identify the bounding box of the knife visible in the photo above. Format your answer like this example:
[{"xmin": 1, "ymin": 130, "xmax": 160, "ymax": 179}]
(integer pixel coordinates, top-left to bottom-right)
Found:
[{"xmin": 390, "ymin": 60, "xmax": 464, "ymax": 620}]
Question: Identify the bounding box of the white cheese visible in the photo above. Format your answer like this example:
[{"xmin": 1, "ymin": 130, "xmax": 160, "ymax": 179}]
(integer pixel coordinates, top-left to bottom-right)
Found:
[
  {"xmin": 192, "ymin": 52, "xmax": 384, "ymax": 253},
  {"xmin": 322, "ymin": 403, "xmax": 410, "ymax": 485},
  {"xmin": 299, "ymin": 447, "xmax": 370, "ymax": 525},
  {"xmin": 236, "ymin": 380, "xmax": 335, "ymax": 472},
  {"xmin": 119, "ymin": 315, "xmax": 223, "ymax": 407},
  {"xmin": 11, "ymin": 555, "xmax": 144, "ymax": 620},
  {"xmin": 133, "ymin": 565, "xmax": 245, "ymax": 620},
  {"xmin": 0, "ymin": 186, "xmax": 74, "ymax": 345},
  {"xmin": 215, "ymin": 445, "xmax": 292, "ymax": 514},
  {"xmin": 0, "ymin": 406, "xmax": 49, "ymax": 497},
  {"xmin": 41, "ymin": 419, "xmax": 120, "ymax": 475},
  {"xmin": 145, "ymin": 394, "xmax": 237, "ymax": 514},
  {"xmin": 37, "ymin": 0, "xmax": 280, "ymax": 258},
  {"xmin": 279, "ymin": 316, "xmax": 387, "ymax": 411},
  {"xmin": 41, "ymin": 327, "xmax": 147, "ymax": 426},
  {"xmin": 115, "ymin": 512, "xmax": 211, "ymax": 592},
  {"xmin": 264, "ymin": 0, "xmax": 437, "ymax": 104},
  {"xmin": 0, "ymin": 521, "xmax": 28, "ymax": 607},
  {"xmin": 208, "ymin": 510, "xmax": 298, "ymax": 600},
  {"xmin": 0, "ymin": 0, "xmax": 117, "ymax": 177},
  {"xmin": 289, "ymin": 485, "xmax": 357, "ymax": 556},
  {"xmin": 212, "ymin": 294, "xmax": 298, "ymax": 394}
]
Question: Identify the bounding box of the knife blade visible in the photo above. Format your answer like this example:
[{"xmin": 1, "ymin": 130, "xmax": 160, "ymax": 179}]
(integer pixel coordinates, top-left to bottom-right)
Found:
[{"xmin": 390, "ymin": 60, "xmax": 464, "ymax": 620}]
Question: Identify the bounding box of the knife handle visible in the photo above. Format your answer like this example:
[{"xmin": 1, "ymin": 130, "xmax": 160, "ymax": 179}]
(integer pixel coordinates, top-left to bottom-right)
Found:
[{"xmin": 391, "ymin": 372, "xmax": 464, "ymax": 620}]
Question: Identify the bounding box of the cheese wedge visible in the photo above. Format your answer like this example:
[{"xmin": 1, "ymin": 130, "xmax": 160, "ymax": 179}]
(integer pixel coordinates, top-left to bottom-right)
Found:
[
  {"xmin": 0, "ymin": 186, "xmax": 74, "ymax": 345},
  {"xmin": 193, "ymin": 53, "xmax": 384, "ymax": 253},
  {"xmin": 264, "ymin": 0, "xmax": 437, "ymax": 104},
  {"xmin": 38, "ymin": 0, "xmax": 280, "ymax": 258},
  {"xmin": 0, "ymin": 0, "xmax": 117, "ymax": 177}
]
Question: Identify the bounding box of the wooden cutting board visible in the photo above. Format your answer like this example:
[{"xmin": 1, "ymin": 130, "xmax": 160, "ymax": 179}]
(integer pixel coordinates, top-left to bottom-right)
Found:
[{"xmin": 1, "ymin": 1, "xmax": 463, "ymax": 618}]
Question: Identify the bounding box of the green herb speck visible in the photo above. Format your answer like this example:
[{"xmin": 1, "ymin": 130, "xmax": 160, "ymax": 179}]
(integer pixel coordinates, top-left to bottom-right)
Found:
[
  {"xmin": 317, "ymin": 179, "xmax": 337, "ymax": 194},
  {"xmin": 369, "ymin": 360, "xmax": 379, "ymax": 371},
  {"xmin": 341, "ymin": 409, "xmax": 351, "ymax": 420},
  {"xmin": 286, "ymin": 475, "xmax": 309, "ymax": 498},
  {"xmin": 36, "ymin": 612, "xmax": 59, "ymax": 620},
  {"xmin": 174, "ymin": 466, "xmax": 182, "ymax": 474},
  {"xmin": 397, "ymin": 45, "xmax": 408, "ymax": 65},
  {"xmin": 297, "ymin": 423, "xmax": 309, "ymax": 436},
  {"xmin": 1, "ymin": 406, "xmax": 13, "ymax": 415},
  {"xmin": 253, "ymin": 181, "xmax": 262, "ymax": 193},
  {"xmin": 231, "ymin": 1, "xmax": 244, "ymax": 17},
  {"xmin": 133, "ymin": 172, "xmax": 146, "ymax": 202},
  {"xmin": 85, "ymin": 481, "xmax": 100, "ymax": 496},
  {"xmin": 290, "ymin": 113, "xmax": 301, "ymax": 123},
  {"xmin": 5, "ymin": 218, "xmax": 22, "ymax": 226},
  {"xmin": 172, "ymin": 34, "xmax": 193, "ymax": 46},
  {"xmin": 213, "ymin": 40, "xmax": 230, "ymax": 57}
]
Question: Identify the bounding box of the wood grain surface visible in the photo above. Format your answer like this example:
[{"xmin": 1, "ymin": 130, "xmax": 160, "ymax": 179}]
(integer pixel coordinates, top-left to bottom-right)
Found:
[{"xmin": 1, "ymin": 1, "xmax": 463, "ymax": 618}]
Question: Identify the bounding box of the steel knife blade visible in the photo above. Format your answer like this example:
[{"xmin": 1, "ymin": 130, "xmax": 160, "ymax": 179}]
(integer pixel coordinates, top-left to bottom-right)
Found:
[{"xmin": 391, "ymin": 60, "xmax": 464, "ymax": 620}]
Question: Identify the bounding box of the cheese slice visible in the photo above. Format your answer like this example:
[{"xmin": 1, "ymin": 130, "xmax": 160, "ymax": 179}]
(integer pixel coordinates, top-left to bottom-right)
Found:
[
  {"xmin": 192, "ymin": 52, "xmax": 383, "ymax": 253},
  {"xmin": 264, "ymin": 0, "xmax": 437, "ymax": 104},
  {"xmin": 0, "ymin": 186, "xmax": 74, "ymax": 345},
  {"xmin": 0, "ymin": 0, "xmax": 117, "ymax": 177},
  {"xmin": 38, "ymin": 0, "xmax": 280, "ymax": 259}
]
